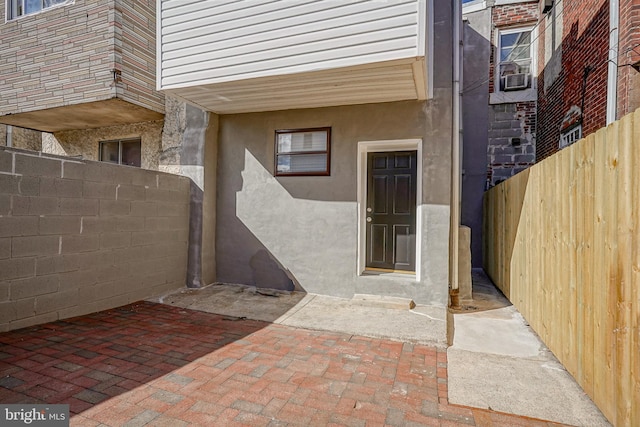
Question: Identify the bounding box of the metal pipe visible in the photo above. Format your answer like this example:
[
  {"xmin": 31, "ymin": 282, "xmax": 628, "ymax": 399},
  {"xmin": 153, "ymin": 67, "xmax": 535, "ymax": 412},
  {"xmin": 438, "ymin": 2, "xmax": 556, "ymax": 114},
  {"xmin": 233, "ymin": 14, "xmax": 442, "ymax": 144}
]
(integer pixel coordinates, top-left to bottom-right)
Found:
[
  {"xmin": 607, "ymin": 0, "xmax": 619, "ymax": 124},
  {"xmin": 450, "ymin": 0, "xmax": 463, "ymax": 292},
  {"xmin": 6, "ymin": 125, "xmax": 13, "ymax": 147}
]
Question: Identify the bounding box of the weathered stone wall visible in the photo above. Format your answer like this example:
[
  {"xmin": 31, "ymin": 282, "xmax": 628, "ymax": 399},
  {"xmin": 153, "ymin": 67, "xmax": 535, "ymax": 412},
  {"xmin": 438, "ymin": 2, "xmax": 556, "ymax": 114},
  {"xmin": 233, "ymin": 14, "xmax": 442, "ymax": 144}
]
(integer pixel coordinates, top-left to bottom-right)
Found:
[
  {"xmin": 0, "ymin": 147, "xmax": 190, "ymax": 332},
  {"xmin": 42, "ymin": 121, "xmax": 164, "ymax": 170}
]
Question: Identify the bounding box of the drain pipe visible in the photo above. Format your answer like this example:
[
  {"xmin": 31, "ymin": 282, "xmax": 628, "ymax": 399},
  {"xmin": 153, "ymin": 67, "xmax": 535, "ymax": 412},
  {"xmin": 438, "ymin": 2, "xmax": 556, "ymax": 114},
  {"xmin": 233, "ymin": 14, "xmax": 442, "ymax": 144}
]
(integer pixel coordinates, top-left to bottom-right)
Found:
[
  {"xmin": 606, "ymin": 0, "xmax": 619, "ymax": 124},
  {"xmin": 450, "ymin": 0, "xmax": 463, "ymax": 307},
  {"xmin": 6, "ymin": 125, "xmax": 13, "ymax": 147}
]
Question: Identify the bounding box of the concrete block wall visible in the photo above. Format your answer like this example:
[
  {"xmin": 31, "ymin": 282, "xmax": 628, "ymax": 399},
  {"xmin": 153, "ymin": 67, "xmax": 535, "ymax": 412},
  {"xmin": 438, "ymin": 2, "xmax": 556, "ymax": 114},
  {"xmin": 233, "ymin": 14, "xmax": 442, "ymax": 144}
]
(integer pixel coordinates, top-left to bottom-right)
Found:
[
  {"xmin": 487, "ymin": 101, "xmax": 536, "ymax": 187},
  {"xmin": 0, "ymin": 147, "xmax": 190, "ymax": 332}
]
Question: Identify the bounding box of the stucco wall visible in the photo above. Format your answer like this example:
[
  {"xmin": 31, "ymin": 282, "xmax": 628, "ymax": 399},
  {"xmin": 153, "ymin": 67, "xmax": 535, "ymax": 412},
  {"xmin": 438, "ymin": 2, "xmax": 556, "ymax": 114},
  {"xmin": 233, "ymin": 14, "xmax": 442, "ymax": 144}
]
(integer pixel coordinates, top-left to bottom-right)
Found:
[
  {"xmin": 216, "ymin": 100, "xmax": 451, "ymax": 306},
  {"xmin": 42, "ymin": 121, "xmax": 164, "ymax": 170},
  {"xmin": 0, "ymin": 125, "xmax": 42, "ymax": 151},
  {"xmin": 0, "ymin": 147, "xmax": 190, "ymax": 332}
]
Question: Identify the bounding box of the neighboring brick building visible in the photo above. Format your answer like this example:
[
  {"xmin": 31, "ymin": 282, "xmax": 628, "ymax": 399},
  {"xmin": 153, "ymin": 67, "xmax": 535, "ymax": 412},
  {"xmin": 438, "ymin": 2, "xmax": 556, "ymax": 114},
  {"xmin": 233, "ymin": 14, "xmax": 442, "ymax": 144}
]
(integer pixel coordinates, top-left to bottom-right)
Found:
[
  {"xmin": 462, "ymin": 0, "xmax": 539, "ymax": 267},
  {"xmin": 537, "ymin": 0, "xmax": 640, "ymax": 160}
]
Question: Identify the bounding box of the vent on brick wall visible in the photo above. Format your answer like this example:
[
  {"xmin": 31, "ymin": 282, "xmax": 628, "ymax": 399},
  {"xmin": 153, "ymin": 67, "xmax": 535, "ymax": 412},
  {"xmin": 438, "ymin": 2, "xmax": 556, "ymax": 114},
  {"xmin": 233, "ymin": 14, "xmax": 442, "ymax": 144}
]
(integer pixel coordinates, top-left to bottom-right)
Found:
[{"xmin": 502, "ymin": 73, "xmax": 529, "ymax": 91}]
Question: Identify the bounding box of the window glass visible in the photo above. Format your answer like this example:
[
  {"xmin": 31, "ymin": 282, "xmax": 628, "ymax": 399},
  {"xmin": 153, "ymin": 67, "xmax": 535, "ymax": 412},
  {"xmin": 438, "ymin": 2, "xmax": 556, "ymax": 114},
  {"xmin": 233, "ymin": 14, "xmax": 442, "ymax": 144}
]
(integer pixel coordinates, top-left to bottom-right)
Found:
[
  {"xmin": 100, "ymin": 141, "xmax": 120, "ymax": 164},
  {"xmin": 275, "ymin": 128, "xmax": 330, "ymax": 176},
  {"xmin": 99, "ymin": 139, "xmax": 141, "ymax": 167},
  {"xmin": 121, "ymin": 140, "xmax": 141, "ymax": 167},
  {"xmin": 8, "ymin": 0, "xmax": 70, "ymax": 19},
  {"xmin": 498, "ymin": 29, "xmax": 532, "ymax": 91}
]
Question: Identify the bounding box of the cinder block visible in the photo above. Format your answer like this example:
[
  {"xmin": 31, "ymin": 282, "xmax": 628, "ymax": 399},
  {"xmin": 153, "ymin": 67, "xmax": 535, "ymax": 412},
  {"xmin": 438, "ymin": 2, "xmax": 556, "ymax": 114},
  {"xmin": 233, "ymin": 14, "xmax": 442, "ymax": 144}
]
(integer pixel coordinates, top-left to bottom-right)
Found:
[
  {"xmin": 40, "ymin": 177, "xmax": 83, "ymax": 199},
  {"xmin": 12, "ymin": 235, "xmax": 60, "ymax": 258},
  {"xmin": 39, "ymin": 216, "xmax": 81, "ymax": 235},
  {"xmin": 0, "ymin": 195, "xmax": 10, "ymax": 215},
  {"xmin": 0, "ymin": 258, "xmax": 35, "ymax": 281},
  {"xmin": 12, "ymin": 196, "xmax": 60, "ymax": 216},
  {"xmin": 116, "ymin": 184, "xmax": 146, "ymax": 201},
  {"xmin": 0, "ymin": 174, "xmax": 20, "ymax": 195},
  {"xmin": 99, "ymin": 200, "xmax": 130, "ymax": 216},
  {"xmin": 157, "ymin": 173, "xmax": 189, "ymax": 191},
  {"xmin": 14, "ymin": 298, "xmax": 36, "ymax": 320},
  {"xmin": 83, "ymin": 162, "xmax": 118, "ymax": 184},
  {"xmin": 35, "ymin": 289, "xmax": 78, "ymax": 314},
  {"xmin": 10, "ymin": 274, "xmax": 59, "ymax": 300},
  {"xmin": 155, "ymin": 201, "xmax": 188, "ymax": 217},
  {"xmin": 18, "ymin": 176, "xmax": 40, "ymax": 196},
  {"xmin": 130, "ymin": 201, "xmax": 157, "ymax": 217},
  {"xmin": 131, "ymin": 230, "xmax": 160, "ymax": 246},
  {"xmin": 0, "ymin": 238, "xmax": 9, "ymax": 260},
  {"xmin": 62, "ymin": 161, "xmax": 85, "ymax": 180},
  {"xmin": 58, "ymin": 269, "xmax": 97, "ymax": 291},
  {"xmin": 83, "ymin": 181, "xmax": 116, "ymax": 199},
  {"xmin": 130, "ymin": 171, "xmax": 158, "ymax": 188},
  {"xmin": 0, "ymin": 302, "xmax": 16, "ymax": 324},
  {"xmin": 100, "ymin": 232, "xmax": 131, "ymax": 249},
  {"xmin": 59, "ymin": 198, "xmax": 99, "ymax": 216},
  {"xmin": 57, "ymin": 305, "xmax": 93, "ymax": 322},
  {"xmin": 80, "ymin": 217, "xmax": 117, "ymax": 234},
  {"xmin": 146, "ymin": 188, "xmax": 186, "ymax": 203},
  {"xmin": 0, "ymin": 150, "xmax": 12, "ymax": 173},
  {"xmin": 0, "ymin": 216, "xmax": 40, "ymax": 237},
  {"xmin": 116, "ymin": 216, "xmax": 144, "ymax": 232},
  {"xmin": 15, "ymin": 154, "xmax": 61, "ymax": 178},
  {"xmin": 0, "ymin": 282, "xmax": 9, "ymax": 302},
  {"xmin": 61, "ymin": 235, "xmax": 99, "ymax": 254}
]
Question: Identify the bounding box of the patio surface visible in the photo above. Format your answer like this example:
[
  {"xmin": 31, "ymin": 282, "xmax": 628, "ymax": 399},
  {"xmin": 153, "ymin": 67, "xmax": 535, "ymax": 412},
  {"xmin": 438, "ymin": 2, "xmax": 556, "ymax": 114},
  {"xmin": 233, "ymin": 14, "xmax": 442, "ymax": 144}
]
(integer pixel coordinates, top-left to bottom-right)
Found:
[{"xmin": 0, "ymin": 301, "xmax": 573, "ymax": 426}]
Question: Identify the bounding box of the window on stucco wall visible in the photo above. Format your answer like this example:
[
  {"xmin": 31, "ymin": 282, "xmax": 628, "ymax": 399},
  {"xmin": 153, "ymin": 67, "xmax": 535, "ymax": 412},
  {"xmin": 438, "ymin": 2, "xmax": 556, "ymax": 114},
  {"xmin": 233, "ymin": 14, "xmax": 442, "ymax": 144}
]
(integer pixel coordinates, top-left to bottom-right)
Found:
[
  {"xmin": 274, "ymin": 128, "xmax": 331, "ymax": 176},
  {"xmin": 99, "ymin": 138, "xmax": 141, "ymax": 167}
]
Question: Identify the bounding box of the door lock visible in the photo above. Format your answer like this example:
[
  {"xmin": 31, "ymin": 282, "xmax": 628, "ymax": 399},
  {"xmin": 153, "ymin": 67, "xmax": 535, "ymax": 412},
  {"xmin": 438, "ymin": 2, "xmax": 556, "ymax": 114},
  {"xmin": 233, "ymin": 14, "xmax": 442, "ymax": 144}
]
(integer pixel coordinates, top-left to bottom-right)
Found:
[{"xmin": 366, "ymin": 217, "xmax": 372, "ymax": 223}]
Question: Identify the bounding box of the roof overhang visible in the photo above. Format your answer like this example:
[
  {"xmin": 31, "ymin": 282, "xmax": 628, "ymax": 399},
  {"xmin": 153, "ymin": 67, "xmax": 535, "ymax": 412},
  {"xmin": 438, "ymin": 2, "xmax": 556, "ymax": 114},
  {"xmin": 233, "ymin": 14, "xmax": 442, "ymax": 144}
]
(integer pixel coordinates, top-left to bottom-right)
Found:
[
  {"xmin": 0, "ymin": 99, "xmax": 164, "ymax": 133},
  {"xmin": 163, "ymin": 58, "xmax": 428, "ymax": 115}
]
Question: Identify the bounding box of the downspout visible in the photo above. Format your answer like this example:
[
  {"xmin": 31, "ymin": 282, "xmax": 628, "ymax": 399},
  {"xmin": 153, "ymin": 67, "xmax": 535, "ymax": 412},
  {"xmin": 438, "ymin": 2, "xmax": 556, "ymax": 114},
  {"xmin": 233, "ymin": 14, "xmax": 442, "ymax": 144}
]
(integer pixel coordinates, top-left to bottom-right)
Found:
[
  {"xmin": 606, "ymin": 0, "xmax": 619, "ymax": 124},
  {"xmin": 450, "ymin": 0, "xmax": 462, "ymax": 303},
  {"xmin": 6, "ymin": 125, "xmax": 13, "ymax": 147}
]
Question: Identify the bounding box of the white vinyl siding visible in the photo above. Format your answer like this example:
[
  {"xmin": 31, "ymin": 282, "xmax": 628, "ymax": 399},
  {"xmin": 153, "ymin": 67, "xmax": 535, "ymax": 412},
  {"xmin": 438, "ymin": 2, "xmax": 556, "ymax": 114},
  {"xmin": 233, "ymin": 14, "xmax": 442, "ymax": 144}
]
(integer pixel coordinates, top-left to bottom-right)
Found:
[{"xmin": 159, "ymin": 0, "xmax": 423, "ymax": 90}]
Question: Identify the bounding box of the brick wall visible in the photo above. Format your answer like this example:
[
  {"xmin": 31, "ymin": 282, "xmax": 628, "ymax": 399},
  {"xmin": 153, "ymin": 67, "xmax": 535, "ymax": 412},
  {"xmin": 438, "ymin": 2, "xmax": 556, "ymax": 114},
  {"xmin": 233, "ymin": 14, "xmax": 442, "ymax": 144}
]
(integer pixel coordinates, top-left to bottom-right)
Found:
[
  {"xmin": 486, "ymin": 2, "xmax": 538, "ymax": 186},
  {"xmin": 0, "ymin": 147, "xmax": 190, "ymax": 332},
  {"xmin": 617, "ymin": 0, "xmax": 640, "ymax": 117},
  {"xmin": 0, "ymin": 0, "xmax": 163, "ymax": 116},
  {"xmin": 536, "ymin": 0, "xmax": 610, "ymax": 161}
]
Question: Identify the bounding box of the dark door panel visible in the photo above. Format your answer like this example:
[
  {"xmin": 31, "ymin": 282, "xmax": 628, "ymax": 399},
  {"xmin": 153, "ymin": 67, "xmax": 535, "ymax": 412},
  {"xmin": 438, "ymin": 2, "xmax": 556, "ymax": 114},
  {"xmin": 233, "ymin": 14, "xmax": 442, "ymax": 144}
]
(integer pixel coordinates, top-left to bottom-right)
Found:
[{"xmin": 366, "ymin": 151, "xmax": 417, "ymax": 271}]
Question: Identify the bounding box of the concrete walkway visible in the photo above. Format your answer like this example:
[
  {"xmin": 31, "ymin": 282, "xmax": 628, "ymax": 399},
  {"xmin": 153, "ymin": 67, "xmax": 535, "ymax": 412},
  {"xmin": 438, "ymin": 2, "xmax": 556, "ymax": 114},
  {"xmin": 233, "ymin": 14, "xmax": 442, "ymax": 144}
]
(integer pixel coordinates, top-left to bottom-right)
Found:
[{"xmin": 448, "ymin": 272, "xmax": 609, "ymax": 427}]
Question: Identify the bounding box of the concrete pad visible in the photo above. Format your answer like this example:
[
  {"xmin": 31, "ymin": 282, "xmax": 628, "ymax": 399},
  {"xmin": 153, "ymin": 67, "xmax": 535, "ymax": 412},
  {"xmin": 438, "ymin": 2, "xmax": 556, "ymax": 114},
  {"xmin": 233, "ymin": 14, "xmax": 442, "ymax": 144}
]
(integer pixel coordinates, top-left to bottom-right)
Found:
[
  {"xmin": 151, "ymin": 283, "xmax": 448, "ymax": 346},
  {"xmin": 278, "ymin": 294, "xmax": 447, "ymax": 345},
  {"xmin": 448, "ymin": 304, "xmax": 610, "ymax": 426}
]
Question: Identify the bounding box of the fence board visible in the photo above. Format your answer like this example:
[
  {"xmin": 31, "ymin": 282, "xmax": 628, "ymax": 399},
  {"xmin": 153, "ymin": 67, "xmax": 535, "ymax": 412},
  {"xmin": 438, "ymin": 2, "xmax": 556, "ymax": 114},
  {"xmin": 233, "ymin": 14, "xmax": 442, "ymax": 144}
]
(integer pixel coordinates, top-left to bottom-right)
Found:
[{"xmin": 483, "ymin": 110, "xmax": 640, "ymax": 427}]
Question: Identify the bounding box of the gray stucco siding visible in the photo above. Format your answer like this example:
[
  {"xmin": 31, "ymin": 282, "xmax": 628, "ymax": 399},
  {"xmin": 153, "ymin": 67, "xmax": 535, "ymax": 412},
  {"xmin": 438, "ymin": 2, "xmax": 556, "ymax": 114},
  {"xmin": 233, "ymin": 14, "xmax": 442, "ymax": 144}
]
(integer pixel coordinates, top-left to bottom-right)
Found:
[{"xmin": 215, "ymin": 100, "xmax": 451, "ymax": 306}]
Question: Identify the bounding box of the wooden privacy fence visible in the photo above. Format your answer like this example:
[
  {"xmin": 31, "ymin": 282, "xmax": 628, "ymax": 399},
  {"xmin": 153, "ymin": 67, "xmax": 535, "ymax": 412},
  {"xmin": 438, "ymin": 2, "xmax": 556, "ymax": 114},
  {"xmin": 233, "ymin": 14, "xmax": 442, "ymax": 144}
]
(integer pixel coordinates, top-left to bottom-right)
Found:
[{"xmin": 483, "ymin": 110, "xmax": 639, "ymax": 426}]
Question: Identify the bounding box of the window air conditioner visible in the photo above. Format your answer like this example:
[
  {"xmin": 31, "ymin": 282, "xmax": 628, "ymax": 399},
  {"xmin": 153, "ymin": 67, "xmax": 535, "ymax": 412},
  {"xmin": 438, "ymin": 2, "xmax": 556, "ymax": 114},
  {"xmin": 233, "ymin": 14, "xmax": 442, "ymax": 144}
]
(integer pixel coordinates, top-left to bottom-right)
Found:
[{"xmin": 503, "ymin": 73, "xmax": 529, "ymax": 91}]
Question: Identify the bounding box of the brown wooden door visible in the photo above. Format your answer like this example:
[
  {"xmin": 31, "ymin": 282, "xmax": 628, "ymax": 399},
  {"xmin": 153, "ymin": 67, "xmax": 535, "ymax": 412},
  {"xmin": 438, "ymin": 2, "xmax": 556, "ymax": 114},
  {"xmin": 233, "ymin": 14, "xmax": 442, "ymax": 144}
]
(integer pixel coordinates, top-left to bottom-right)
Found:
[{"xmin": 366, "ymin": 151, "xmax": 417, "ymax": 271}]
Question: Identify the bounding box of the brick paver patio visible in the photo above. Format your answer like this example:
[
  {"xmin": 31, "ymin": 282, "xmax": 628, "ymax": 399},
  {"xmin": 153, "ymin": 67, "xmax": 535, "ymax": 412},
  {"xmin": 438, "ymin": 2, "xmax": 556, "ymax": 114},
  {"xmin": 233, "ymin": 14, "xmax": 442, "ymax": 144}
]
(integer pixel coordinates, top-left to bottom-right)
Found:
[{"xmin": 0, "ymin": 302, "xmax": 570, "ymax": 426}]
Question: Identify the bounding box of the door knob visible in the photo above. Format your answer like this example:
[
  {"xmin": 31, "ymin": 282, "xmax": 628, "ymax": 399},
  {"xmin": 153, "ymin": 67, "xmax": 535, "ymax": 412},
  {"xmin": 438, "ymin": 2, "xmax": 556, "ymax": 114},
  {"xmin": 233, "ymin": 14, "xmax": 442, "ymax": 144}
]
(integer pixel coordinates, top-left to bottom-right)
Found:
[{"xmin": 366, "ymin": 207, "xmax": 372, "ymax": 213}]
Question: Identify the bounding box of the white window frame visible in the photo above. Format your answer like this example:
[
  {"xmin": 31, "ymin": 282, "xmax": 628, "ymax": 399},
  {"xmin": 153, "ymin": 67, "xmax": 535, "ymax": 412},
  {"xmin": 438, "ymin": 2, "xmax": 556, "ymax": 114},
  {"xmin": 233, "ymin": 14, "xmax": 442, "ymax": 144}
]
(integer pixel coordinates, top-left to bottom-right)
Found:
[
  {"xmin": 490, "ymin": 25, "xmax": 537, "ymax": 104},
  {"xmin": 560, "ymin": 124, "xmax": 582, "ymax": 149},
  {"xmin": 5, "ymin": 0, "xmax": 73, "ymax": 21}
]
